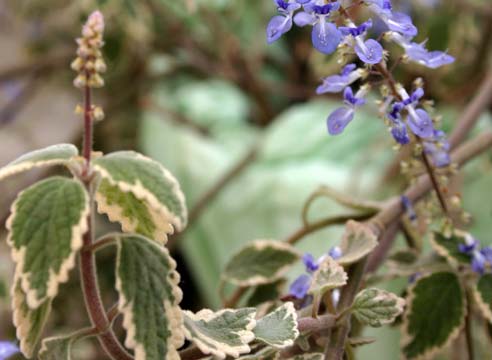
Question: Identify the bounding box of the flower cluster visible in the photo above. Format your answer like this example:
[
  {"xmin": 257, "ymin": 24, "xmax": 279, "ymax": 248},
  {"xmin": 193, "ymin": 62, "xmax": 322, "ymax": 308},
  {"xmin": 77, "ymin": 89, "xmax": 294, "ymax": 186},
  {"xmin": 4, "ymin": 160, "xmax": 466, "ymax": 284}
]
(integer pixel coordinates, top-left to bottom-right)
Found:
[
  {"xmin": 267, "ymin": 0, "xmax": 455, "ymax": 167},
  {"xmin": 289, "ymin": 246, "xmax": 342, "ymax": 299},
  {"xmin": 458, "ymin": 234, "xmax": 492, "ymax": 274}
]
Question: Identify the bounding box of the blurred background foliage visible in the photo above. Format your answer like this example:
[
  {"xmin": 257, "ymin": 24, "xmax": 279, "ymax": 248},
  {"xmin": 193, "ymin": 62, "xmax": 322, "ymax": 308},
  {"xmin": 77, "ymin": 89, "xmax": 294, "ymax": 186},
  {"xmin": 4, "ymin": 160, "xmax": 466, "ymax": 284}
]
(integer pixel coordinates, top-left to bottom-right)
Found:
[{"xmin": 0, "ymin": 0, "xmax": 491, "ymax": 358}]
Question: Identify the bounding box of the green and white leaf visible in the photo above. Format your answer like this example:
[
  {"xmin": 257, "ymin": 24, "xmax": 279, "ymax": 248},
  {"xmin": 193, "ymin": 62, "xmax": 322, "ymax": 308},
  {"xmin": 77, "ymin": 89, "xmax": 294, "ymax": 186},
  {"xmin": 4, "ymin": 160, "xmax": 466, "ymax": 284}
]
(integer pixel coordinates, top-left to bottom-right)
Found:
[
  {"xmin": 183, "ymin": 307, "xmax": 256, "ymax": 359},
  {"xmin": 238, "ymin": 347, "xmax": 279, "ymax": 360},
  {"xmin": 93, "ymin": 151, "xmax": 187, "ymax": 243},
  {"xmin": 116, "ymin": 235, "xmax": 184, "ymax": 360},
  {"xmin": 11, "ymin": 277, "xmax": 52, "ymax": 358},
  {"xmin": 96, "ymin": 179, "xmax": 172, "ymax": 243},
  {"xmin": 39, "ymin": 334, "xmax": 79, "ymax": 360},
  {"xmin": 0, "ymin": 144, "xmax": 78, "ymax": 181},
  {"xmin": 223, "ymin": 240, "xmax": 300, "ymax": 286},
  {"xmin": 473, "ymin": 274, "xmax": 492, "ymax": 323},
  {"xmin": 430, "ymin": 231, "xmax": 473, "ymax": 266},
  {"xmin": 6, "ymin": 176, "xmax": 89, "ymax": 308},
  {"xmin": 401, "ymin": 272, "xmax": 466, "ymax": 359},
  {"xmin": 352, "ymin": 288, "xmax": 405, "ymax": 327},
  {"xmin": 308, "ymin": 257, "xmax": 348, "ymax": 295},
  {"xmin": 337, "ymin": 221, "xmax": 378, "ymax": 265},
  {"xmin": 288, "ymin": 354, "xmax": 324, "ymax": 360},
  {"xmin": 253, "ymin": 302, "xmax": 299, "ymax": 348}
]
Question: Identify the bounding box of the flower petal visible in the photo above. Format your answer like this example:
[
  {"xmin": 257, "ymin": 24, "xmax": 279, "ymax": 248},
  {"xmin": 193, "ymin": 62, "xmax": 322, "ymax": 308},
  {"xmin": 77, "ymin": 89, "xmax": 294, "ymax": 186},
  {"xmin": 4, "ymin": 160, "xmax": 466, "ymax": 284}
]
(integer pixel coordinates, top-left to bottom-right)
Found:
[
  {"xmin": 311, "ymin": 21, "xmax": 342, "ymax": 54},
  {"xmin": 355, "ymin": 38, "xmax": 383, "ymax": 64},
  {"xmin": 327, "ymin": 107, "xmax": 354, "ymax": 135}
]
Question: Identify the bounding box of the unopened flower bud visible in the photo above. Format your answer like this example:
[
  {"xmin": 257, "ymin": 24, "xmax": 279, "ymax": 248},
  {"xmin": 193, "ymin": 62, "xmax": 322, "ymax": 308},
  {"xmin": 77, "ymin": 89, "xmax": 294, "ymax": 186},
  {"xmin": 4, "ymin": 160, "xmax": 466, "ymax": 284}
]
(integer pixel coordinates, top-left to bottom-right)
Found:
[
  {"xmin": 93, "ymin": 106, "xmax": 105, "ymax": 121},
  {"xmin": 71, "ymin": 57, "xmax": 84, "ymax": 72},
  {"xmin": 95, "ymin": 59, "xmax": 107, "ymax": 73},
  {"xmin": 73, "ymin": 74, "xmax": 87, "ymax": 88},
  {"xmin": 88, "ymin": 73, "xmax": 104, "ymax": 88},
  {"xmin": 74, "ymin": 104, "xmax": 84, "ymax": 115}
]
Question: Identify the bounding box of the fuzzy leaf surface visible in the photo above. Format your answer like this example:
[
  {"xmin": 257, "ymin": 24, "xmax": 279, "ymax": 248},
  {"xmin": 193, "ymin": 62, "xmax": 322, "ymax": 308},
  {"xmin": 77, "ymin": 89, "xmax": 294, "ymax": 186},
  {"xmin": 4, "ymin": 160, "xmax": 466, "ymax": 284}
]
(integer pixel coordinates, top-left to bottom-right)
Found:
[
  {"xmin": 402, "ymin": 272, "xmax": 465, "ymax": 359},
  {"xmin": 116, "ymin": 235, "xmax": 184, "ymax": 360},
  {"xmin": 96, "ymin": 178, "xmax": 171, "ymax": 243},
  {"xmin": 0, "ymin": 144, "xmax": 78, "ymax": 181},
  {"xmin": 93, "ymin": 151, "xmax": 187, "ymax": 243},
  {"xmin": 183, "ymin": 307, "xmax": 256, "ymax": 359},
  {"xmin": 352, "ymin": 288, "xmax": 405, "ymax": 327},
  {"xmin": 223, "ymin": 240, "xmax": 299, "ymax": 286},
  {"xmin": 337, "ymin": 221, "xmax": 378, "ymax": 265},
  {"xmin": 474, "ymin": 274, "xmax": 492, "ymax": 323},
  {"xmin": 7, "ymin": 176, "xmax": 89, "ymax": 308},
  {"xmin": 253, "ymin": 302, "xmax": 299, "ymax": 348},
  {"xmin": 11, "ymin": 278, "xmax": 52, "ymax": 358},
  {"xmin": 308, "ymin": 257, "xmax": 348, "ymax": 295}
]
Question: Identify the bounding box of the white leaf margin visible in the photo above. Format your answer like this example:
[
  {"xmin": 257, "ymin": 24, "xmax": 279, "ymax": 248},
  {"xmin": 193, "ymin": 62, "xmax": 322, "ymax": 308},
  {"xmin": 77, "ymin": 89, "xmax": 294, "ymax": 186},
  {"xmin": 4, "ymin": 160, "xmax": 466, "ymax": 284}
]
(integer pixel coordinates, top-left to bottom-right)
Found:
[
  {"xmin": 254, "ymin": 302, "xmax": 299, "ymax": 348},
  {"xmin": 183, "ymin": 308, "xmax": 257, "ymax": 359},
  {"xmin": 115, "ymin": 237, "xmax": 184, "ymax": 360},
  {"xmin": 353, "ymin": 288, "xmax": 406, "ymax": 327},
  {"xmin": 0, "ymin": 144, "xmax": 79, "ymax": 181},
  {"xmin": 6, "ymin": 178, "xmax": 89, "ymax": 309},
  {"xmin": 93, "ymin": 152, "xmax": 188, "ymax": 244}
]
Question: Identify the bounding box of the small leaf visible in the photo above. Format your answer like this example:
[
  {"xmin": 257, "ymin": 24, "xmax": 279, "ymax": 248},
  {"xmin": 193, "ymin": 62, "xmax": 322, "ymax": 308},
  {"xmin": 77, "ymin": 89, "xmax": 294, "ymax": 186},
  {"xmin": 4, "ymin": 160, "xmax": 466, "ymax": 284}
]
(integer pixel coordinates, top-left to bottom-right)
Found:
[
  {"xmin": 116, "ymin": 234, "xmax": 184, "ymax": 360},
  {"xmin": 473, "ymin": 274, "xmax": 492, "ymax": 323},
  {"xmin": 253, "ymin": 302, "xmax": 299, "ymax": 348},
  {"xmin": 246, "ymin": 279, "xmax": 286, "ymax": 307},
  {"xmin": 308, "ymin": 257, "xmax": 348, "ymax": 295},
  {"xmin": 7, "ymin": 177, "xmax": 89, "ymax": 308},
  {"xmin": 39, "ymin": 335, "xmax": 76, "ymax": 360},
  {"xmin": 96, "ymin": 178, "xmax": 172, "ymax": 243},
  {"xmin": 352, "ymin": 288, "xmax": 405, "ymax": 327},
  {"xmin": 402, "ymin": 272, "xmax": 466, "ymax": 359},
  {"xmin": 183, "ymin": 308, "xmax": 256, "ymax": 359},
  {"xmin": 430, "ymin": 231, "xmax": 472, "ymax": 266},
  {"xmin": 223, "ymin": 240, "xmax": 300, "ymax": 286},
  {"xmin": 93, "ymin": 151, "xmax": 188, "ymax": 243},
  {"xmin": 0, "ymin": 144, "xmax": 78, "ymax": 181},
  {"xmin": 11, "ymin": 278, "xmax": 52, "ymax": 358},
  {"xmin": 337, "ymin": 221, "xmax": 378, "ymax": 265}
]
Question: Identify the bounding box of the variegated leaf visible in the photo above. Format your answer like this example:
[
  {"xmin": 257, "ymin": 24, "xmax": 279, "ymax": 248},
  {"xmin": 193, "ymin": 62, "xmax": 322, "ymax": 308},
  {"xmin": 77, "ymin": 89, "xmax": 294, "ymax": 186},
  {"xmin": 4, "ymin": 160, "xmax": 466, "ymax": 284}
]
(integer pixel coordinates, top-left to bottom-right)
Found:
[
  {"xmin": 352, "ymin": 288, "xmax": 405, "ymax": 327},
  {"xmin": 308, "ymin": 257, "xmax": 348, "ymax": 295},
  {"xmin": 183, "ymin": 308, "xmax": 256, "ymax": 359},
  {"xmin": 93, "ymin": 151, "xmax": 187, "ymax": 244},
  {"xmin": 0, "ymin": 144, "xmax": 78, "ymax": 181},
  {"xmin": 116, "ymin": 235, "xmax": 184, "ymax": 360},
  {"xmin": 253, "ymin": 302, "xmax": 299, "ymax": 348},
  {"xmin": 39, "ymin": 335, "xmax": 76, "ymax": 360},
  {"xmin": 238, "ymin": 347, "xmax": 279, "ymax": 360},
  {"xmin": 402, "ymin": 272, "xmax": 465, "ymax": 359},
  {"xmin": 11, "ymin": 278, "xmax": 52, "ymax": 358},
  {"xmin": 6, "ymin": 177, "xmax": 89, "ymax": 308},
  {"xmin": 96, "ymin": 179, "xmax": 171, "ymax": 243},
  {"xmin": 223, "ymin": 240, "xmax": 300, "ymax": 286},
  {"xmin": 473, "ymin": 274, "xmax": 492, "ymax": 323},
  {"xmin": 337, "ymin": 221, "xmax": 378, "ymax": 265}
]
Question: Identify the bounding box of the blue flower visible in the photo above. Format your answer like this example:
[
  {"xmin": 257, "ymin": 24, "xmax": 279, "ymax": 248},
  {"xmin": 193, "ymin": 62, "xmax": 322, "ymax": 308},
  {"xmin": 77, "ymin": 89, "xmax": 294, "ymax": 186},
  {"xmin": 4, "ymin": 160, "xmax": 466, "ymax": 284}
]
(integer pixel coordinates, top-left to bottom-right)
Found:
[
  {"xmin": 266, "ymin": 0, "xmax": 301, "ymax": 44},
  {"xmin": 327, "ymin": 86, "xmax": 368, "ymax": 135},
  {"xmin": 0, "ymin": 341, "xmax": 19, "ymax": 360},
  {"xmin": 289, "ymin": 246, "xmax": 344, "ymax": 299},
  {"xmin": 401, "ymin": 195, "xmax": 417, "ymax": 221},
  {"xmin": 367, "ymin": 1, "xmax": 418, "ymax": 38},
  {"xmin": 458, "ymin": 235, "xmax": 492, "ymax": 274},
  {"xmin": 423, "ymin": 130, "xmax": 451, "ymax": 167},
  {"xmin": 316, "ymin": 63, "xmax": 365, "ymax": 94},
  {"xmin": 340, "ymin": 20, "xmax": 383, "ymax": 64},
  {"xmin": 387, "ymin": 32, "xmax": 455, "ymax": 69}
]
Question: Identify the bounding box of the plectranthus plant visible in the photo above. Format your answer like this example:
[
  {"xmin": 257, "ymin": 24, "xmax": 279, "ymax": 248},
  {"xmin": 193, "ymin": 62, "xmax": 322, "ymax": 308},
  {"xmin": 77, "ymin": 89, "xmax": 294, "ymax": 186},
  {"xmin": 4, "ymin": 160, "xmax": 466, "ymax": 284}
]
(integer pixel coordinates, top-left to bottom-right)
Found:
[{"xmin": 1, "ymin": 4, "xmax": 492, "ymax": 360}]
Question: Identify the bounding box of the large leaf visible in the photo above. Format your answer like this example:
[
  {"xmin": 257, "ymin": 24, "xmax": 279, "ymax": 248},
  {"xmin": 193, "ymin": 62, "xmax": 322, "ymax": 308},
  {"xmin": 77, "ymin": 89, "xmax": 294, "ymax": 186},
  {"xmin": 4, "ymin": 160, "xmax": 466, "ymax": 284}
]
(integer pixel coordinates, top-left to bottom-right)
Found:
[
  {"xmin": 473, "ymin": 274, "xmax": 492, "ymax": 323},
  {"xmin": 116, "ymin": 234, "xmax": 184, "ymax": 360},
  {"xmin": 0, "ymin": 144, "xmax": 78, "ymax": 181},
  {"xmin": 223, "ymin": 240, "xmax": 300, "ymax": 286},
  {"xmin": 6, "ymin": 176, "xmax": 89, "ymax": 308},
  {"xmin": 253, "ymin": 302, "xmax": 299, "ymax": 348},
  {"xmin": 401, "ymin": 272, "xmax": 466, "ymax": 359},
  {"xmin": 337, "ymin": 221, "xmax": 378, "ymax": 265},
  {"xmin": 352, "ymin": 288, "xmax": 405, "ymax": 327},
  {"xmin": 96, "ymin": 178, "xmax": 171, "ymax": 243},
  {"xmin": 183, "ymin": 308, "xmax": 256, "ymax": 359},
  {"xmin": 308, "ymin": 257, "xmax": 348, "ymax": 295},
  {"xmin": 11, "ymin": 278, "xmax": 52, "ymax": 358},
  {"xmin": 93, "ymin": 151, "xmax": 187, "ymax": 243},
  {"xmin": 430, "ymin": 231, "xmax": 472, "ymax": 266}
]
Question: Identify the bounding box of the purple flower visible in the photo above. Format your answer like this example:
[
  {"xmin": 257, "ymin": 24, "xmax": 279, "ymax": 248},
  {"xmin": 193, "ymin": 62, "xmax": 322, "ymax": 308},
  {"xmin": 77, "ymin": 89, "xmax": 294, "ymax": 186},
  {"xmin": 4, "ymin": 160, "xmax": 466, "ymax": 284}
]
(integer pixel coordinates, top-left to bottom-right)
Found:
[
  {"xmin": 458, "ymin": 235, "xmax": 492, "ymax": 274},
  {"xmin": 316, "ymin": 63, "xmax": 364, "ymax": 94},
  {"xmin": 423, "ymin": 130, "xmax": 451, "ymax": 167},
  {"xmin": 407, "ymin": 107, "xmax": 434, "ymax": 139},
  {"xmin": 401, "ymin": 195, "xmax": 417, "ymax": 221},
  {"xmin": 303, "ymin": 253, "xmax": 319, "ymax": 272},
  {"xmin": 390, "ymin": 118, "xmax": 410, "ymax": 144},
  {"xmin": 328, "ymin": 246, "xmax": 342, "ymax": 260},
  {"xmin": 0, "ymin": 341, "xmax": 19, "ymax": 360},
  {"xmin": 266, "ymin": 0, "xmax": 301, "ymax": 43},
  {"xmin": 367, "ymin": 1, "xmax": 417, "ymax": 38},
  {"xmin": 340, "ymin": 20, "xmax": 383, "ymax": 64},
  {"xmin": 327, "ymin": 86, "xmax": 368, "ymax": 135},
  {"xmin": 289, "ymin": 274, "xmax": 311, "ymax": 299},
  {"xmin": 311, "ymin": 20, "xmax": 342, "ymax": 54}
]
